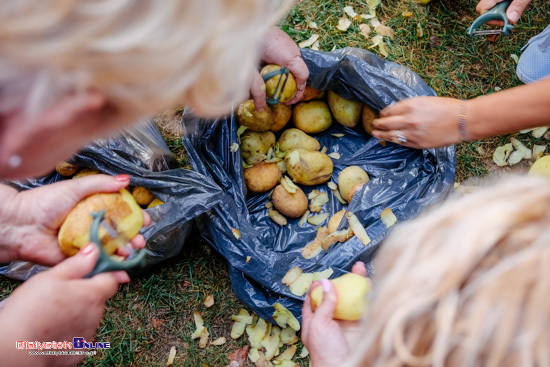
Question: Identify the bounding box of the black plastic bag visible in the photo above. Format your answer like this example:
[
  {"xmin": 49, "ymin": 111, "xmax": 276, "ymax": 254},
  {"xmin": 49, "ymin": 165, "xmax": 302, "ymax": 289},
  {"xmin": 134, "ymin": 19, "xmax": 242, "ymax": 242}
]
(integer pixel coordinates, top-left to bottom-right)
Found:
[
  {"xmin": 181, "ymin": 48, "xmax": 456, "ymax": 322},
  {"xmin": 1, "ymin": 121, "xmax": 224, "ymax": 280}
]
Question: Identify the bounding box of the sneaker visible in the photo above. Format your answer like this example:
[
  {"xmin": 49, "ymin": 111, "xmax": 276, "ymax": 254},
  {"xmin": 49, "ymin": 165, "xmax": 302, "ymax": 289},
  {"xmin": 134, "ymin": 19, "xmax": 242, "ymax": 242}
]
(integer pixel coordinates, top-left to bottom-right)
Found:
[{"xmin": 516, "ymin": 24, "xmax": 550, "ymax": 84}]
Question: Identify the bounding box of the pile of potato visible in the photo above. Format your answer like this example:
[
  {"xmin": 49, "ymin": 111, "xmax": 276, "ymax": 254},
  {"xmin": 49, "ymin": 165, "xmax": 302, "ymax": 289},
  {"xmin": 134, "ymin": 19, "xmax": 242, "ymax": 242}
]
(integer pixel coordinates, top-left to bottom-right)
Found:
[{"xmin": 237, "ymin": 65, "xmax": 379, "ymax": 223}]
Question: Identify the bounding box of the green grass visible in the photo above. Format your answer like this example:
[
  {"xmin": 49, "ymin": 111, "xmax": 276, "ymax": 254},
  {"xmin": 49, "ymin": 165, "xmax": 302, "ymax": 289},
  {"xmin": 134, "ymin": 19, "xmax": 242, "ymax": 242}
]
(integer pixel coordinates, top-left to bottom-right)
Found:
[{"xmin": 1, "ymin": 1, "xmax": 550, "ymax": 365}]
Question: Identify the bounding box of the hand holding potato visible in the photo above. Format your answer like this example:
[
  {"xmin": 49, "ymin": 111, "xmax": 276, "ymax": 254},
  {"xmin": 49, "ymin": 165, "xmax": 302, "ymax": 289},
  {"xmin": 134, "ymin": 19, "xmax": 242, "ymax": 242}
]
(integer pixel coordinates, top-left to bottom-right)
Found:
[
  {"xmin": 0, "ymin": 174, "xmax": 150, "ymax": 266},
  {"xmin": 0, "ymin": 244, "xmax": 129, "ymax": 366},
  {"xmin": 302, "ymin": 262, "xmax": 369, "ymax": 367},
  {"xmin": 250, "ymin": 26, "xmax": 309, "ymax": 110}
]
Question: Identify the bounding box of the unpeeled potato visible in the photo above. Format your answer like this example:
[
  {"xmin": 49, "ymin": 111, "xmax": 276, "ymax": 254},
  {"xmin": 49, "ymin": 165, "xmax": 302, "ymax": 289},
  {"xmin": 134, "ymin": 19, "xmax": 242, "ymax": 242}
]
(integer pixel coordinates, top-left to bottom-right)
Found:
[
  {"xmin": 362, "ymin": 105, "xmax": 378, "ymax": 135},
  {"xmin": 261, "ymin": 64, "xmax": 297, "ymax": 103},
  {"xmin": 237, "ymin": 99, "xmax": 274, "ymax": 132},
  {"xmin": 72, "ymin": 168, "xmax": 100, "ymax": 179},
  {"xmin": 56, "ymin": 162, "xmax": 79, "ymax": 176},
  {"xmin": 299, "ymin": 86, "xmax": 325, "ymax": 102},
  {"xmin": 272, "ymin": 184, "xmax": 308, "ymax": 218},
  {"xmin": 132, "ymin": 186, "xmax": 154, "ymax": 206},
  {"xmin": 244, "ymin": 162, "xmax": 282, "ymax": 193},
  {"xmin": 279, "ymin": 128, "xmax": 320, "ymax": 152},
  {"xmin": 58, "ymin": 188, "xmax": 143, "ymax": 256},
  {"xmin": 327, "ymin": 91, "xmax": 363, "ymax": 128},
  {"xmin": 293, "ymin": 101, "xmax": 332, "ymax": 134},
  {"xmin": 270, "ymin": 104, "xmax": 292, "ymax": 132}
]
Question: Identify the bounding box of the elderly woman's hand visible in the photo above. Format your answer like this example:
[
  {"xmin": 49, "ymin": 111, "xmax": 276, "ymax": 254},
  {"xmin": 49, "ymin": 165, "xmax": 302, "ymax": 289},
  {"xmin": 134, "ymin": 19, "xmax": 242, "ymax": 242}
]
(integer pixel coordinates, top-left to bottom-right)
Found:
[
  {"xmin": 250, "ymin": 26, "xmax": 309, "ymax": 111},
  {"xmin": 0, "ymin": 174, "xmax": 151, "ymax": 266},
  {"xmin": 0, "ymin": 244, "xmax": 128, "ymax": 366},
  {"xmin": 301, "ymin": 262, "xmax": 368, "ymax": 367}
]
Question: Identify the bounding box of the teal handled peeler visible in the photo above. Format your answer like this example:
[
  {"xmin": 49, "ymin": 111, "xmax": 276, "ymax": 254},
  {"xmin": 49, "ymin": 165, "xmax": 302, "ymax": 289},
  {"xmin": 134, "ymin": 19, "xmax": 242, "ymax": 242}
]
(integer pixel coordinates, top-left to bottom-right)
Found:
[
  {"xmin": 262, "ymin": 65, "xmax": 290, "ymax": 106},
  {"xmin": 468, "ymin": 0, "xmax": 513, "ymax": 37},
  {"xmin": 85, "ymin": 209, "xmax": 146, "ymax": 278}
]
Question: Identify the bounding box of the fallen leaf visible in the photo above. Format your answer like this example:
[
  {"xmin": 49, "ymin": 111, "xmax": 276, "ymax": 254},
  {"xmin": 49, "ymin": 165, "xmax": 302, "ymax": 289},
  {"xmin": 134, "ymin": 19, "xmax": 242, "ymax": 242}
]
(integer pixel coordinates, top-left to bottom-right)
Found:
[
  {"xmin": 336, "ymin": 15, "xmax": 352, "ymax": 31},
  {"xmin": 204, "ymin": 295, "xmax": 215, "ymax": 308},
  {"xmin": 228, "ymin": 345, "xmax": 250, "ymax": 367},
  {"xmin": 152, "ymin": 319, "xmax": 163, "ymax": 331},
  {"xmin": 166, "ymin": 346, "xmax": 177, "ymax": 365}
]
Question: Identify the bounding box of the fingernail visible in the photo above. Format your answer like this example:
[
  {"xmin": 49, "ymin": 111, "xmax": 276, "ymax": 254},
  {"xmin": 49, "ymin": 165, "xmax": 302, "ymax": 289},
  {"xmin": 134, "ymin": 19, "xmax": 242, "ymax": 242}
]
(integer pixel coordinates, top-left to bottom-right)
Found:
[
  {"xmin": 509, "ymin": 11, "xmax": 520, "ymax": 23},
  {"xmin": 115, "ymin": 174, "xmax": 130, "ymax": 182},
  {"xmin": 81, "ymin": 243, "xmax": 95, "ymax": 255},
  {"xmin": 321, "ymin": 278, "xmax": 331, "ymax": 293}
]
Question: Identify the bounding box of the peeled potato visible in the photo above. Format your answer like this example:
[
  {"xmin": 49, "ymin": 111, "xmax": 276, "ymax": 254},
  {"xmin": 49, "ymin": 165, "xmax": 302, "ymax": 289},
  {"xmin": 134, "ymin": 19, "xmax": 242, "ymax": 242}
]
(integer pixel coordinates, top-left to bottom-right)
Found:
[
  {"xmin": 58, "ymin": 188, "xmax": 143, "ymax": 256},
  {"xmin": 132, "ymin": 186, "xmax": 154, "ymax": 206},
  {"xmin": 272, "ymin": 184, "xmax": 308, "ymax": 218},
  {"xmin": 529, "ymin": 155, "xmax": 550, "ymax": 177},
  {"xmin": 311, "ymin": 273, "xmax": 370, "ymax": 320}
]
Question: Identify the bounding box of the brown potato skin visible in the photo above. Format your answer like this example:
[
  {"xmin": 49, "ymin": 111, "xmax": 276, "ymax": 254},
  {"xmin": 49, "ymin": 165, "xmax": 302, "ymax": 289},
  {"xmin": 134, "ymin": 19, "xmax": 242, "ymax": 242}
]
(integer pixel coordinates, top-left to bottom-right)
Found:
[
  {"xmin": 272, "ymin": 184, "xmax": 308, "ymax": 218},
  {"xmin": 362, "ymin": 105, "xmax": 378, "ymax": 135},
  {"xmin": 132, "ymin": 186, "xmax": 155, "ymax": 206},
  {"xmin": 299, "ymin": 86, "xmax": 324, "ymax": 102},
  {"xmin": 244, "ymin": 162, "xmax": 282, "ymax": 193},
  {"xmin": 270, "ymin": 104, "xmax": 292, "ymax": 132},
  {"xmin": 56, "ymin": 162, "xmax": 79, "ymax": 176}
]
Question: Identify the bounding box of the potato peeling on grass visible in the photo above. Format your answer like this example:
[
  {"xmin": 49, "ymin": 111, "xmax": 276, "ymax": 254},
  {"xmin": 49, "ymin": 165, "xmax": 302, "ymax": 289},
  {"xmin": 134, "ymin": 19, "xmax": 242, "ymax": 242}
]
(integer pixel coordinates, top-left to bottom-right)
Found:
[
  {"xmin": 166, "ymin": 346, "xmax": 177, "ymax": 365},
  {"xmin": 231, "ymin": 314, "xmax": 254, "ymax": 324},
  {"xmin": 282, "ymin": 267, "xmax": 303, "ymax": 286},
  {"xmin": 274, "ymin": 345, "xmax": 297, "ymax": 363},
  {"xmin": 210, "ymin": 337, "xmax": 226, "ymax": 346},
  {"xmin": 532, "ymin": 127, "xmax": 548, "ymax": 138},
  {"xmin": 298, "ymin": 34, "xmax": 319, "ymax": 49},
  {"xmin": 204, "ymin": 295, "xmax": 215, "ymax": 308},
  {"xmin": 381, "ymin": 208, "xmax": 397, "ymax": 228},
  {"xmin": 347, "ymin": 212, "xmax": 371, "ymax": 246},
  {"xmin": 300, "ymin": 346, "xmax": 309, "ymax": 358},
  {"xmin": 231, "ymin": 309, "xmax": 250, "ymax": 339},
  {"xmin": 510, "ymin": 137, "xmax": 532, "ymax": 159},
  {"xmin": 508, "ymin": 150, "xmax": 524, "ymax": 166},
  {"xmin": 280, "ymin": 327, "xmax": 298, "ymax": 345},
  {"xmin": 533, "ymin": 145, "xmax": 546, "ymax": 160},
  {"xmin": 336, "ymin": 15, "xmax": 352, "ymax": 31},
  {"xmin": 493, "ymin": 143, "xmax": 513, "ymax": 166},
  {"xmin": 302, "ymin": 226, "xmax": 329, "ymax": 259},
  {"xmin": 248, "ymin": 348, "xmax": 260, "ymax": 363}
]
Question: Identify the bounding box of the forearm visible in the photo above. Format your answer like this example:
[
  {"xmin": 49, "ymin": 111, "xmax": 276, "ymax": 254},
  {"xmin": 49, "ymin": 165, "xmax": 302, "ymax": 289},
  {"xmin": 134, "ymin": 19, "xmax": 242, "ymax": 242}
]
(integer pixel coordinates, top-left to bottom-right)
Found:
[
  {"xmin": 467, "ymin": 76, "xmax": 550, "ymax": 139},
  {"xmin": 0, "ymin": 184, "xmax": 22, "ymax": 262},
  {"xmin": 0, "ymin": 312, "xmax": 48, "ymax": 367}
]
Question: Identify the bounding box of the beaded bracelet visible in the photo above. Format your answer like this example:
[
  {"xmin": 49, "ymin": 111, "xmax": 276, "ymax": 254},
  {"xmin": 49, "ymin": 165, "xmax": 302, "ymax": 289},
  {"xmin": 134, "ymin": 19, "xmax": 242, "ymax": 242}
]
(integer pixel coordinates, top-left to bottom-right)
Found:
[{"xmin": 458, "ymin": 100, "xmax": 468, "ymax": 141}]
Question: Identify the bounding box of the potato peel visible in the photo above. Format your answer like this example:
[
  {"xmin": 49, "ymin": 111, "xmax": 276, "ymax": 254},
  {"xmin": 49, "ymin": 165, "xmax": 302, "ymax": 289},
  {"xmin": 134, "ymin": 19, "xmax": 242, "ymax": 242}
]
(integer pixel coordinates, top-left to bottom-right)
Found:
[
  {"xmin": 307, "ymin": 213, "xmax": 329, "ymax": 226},
  {"xmin": 210, "ymin": 337, "xmax": 226, "ymax": 346},
  {"xmin": 533, "ymin": 145, "xmax": 546, "ymax": 160},
  {"xmin": 166, "ymin": 346, "xmax": 177, "ymax": 365},
  {"xmin": 328, "ymin": 152, "xmax": 341, "ymax": 160},
  {"xmin": 508, "ymin": 150, "xmax": 524, "ymax": 166},
  {"xmin": 333, "ymin": 189, "xmax": 348, "ymax": 205},
  {"xmin": 232, "ymin": 228, "xmax": 241, "ymax": 240},
  {"xmin": 204, "ymin": 295, "xmax": 215, "ymax": 308},
  {"xmin": 336, "ymin": 15, "xmax": 352, "ymax": 32},
  {"xmin": 302, "ymin": 226, "xmax": 330, "ymax": 259},
  {"xmin": 281, "ymin": 176, "xmax": 298, "ymax": 194},
  {"xmin": 298, "ymin": 209, "xmax": 310, "ymax": 227},
  {"xmin": 274, "ymin": 344, "xmax": 297, "ymax": 362},
  {"xmin": 331, "ymin": 133, "xmax": 345, "ymax": 138},
  {"xmin": 321, "ymin": 228, "xmax": 353, "ymax": 251},
  {"xmin": 289, "ymin": 273, "xmax": 314, "ymax": 297},
  {"xmin": 312, "ymin": 268, "xmax": 334, "ymax": 281},
  {"xmin": 510, "ymin": 137, "xmax": 532, "ymax": 159},
  {"xmin": 532, "ymin": 127, "xmax": 548, "ymax": 139},
  {"xmin": 309, "ymin": 193, "xmax": 329, "ymax": 213},
  {"xmin": 381, "ymin": 208, "xmax": 397, "ymax": 228},
  {"xmin": 282, "ymin": 267, "xmax": 303, "ymax": 286},
  {"xmin": 298, "ymin": 34, "xmax": 320, "ymax": 48},
  {"xmin": 347, "ymin": 212, "xmax": 371, "ymax": 246},
  {"xmin": 493, "ymin": 143, "xmax": 513, "ymax": 166},
  {"xmin": 268, "ymin": 209, "xmax": 288, "ymax": 226},
  {"xmin": 273, "ymin": 303, "xmax": 300, "ymax": 331}
]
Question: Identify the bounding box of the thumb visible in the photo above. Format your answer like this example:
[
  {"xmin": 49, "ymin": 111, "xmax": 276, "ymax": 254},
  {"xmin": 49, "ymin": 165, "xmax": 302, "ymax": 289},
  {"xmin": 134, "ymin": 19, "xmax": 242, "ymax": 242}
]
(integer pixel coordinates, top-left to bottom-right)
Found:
[
  {"xmin": 50, "ymin": 243, "xmax": 98, "ymax": 279},
  {"xmin": 314, "ymin": 279, "xmax": 338, "ymax": 320},
  {"xmin": 507, "ymin": 0, "xmax": 531, "ymax": 23}
]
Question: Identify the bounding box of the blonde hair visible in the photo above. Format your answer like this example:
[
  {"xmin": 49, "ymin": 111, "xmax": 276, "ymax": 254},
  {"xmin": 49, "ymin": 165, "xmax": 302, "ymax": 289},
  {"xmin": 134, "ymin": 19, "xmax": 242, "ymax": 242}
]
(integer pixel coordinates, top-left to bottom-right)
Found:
[
  {"xmin": 348, "ymin": 176, "xmax": 550, "ymax": 367},
  {"xmin": 0, "ymin": 0, "xmax": 287, "ymax": 119}
]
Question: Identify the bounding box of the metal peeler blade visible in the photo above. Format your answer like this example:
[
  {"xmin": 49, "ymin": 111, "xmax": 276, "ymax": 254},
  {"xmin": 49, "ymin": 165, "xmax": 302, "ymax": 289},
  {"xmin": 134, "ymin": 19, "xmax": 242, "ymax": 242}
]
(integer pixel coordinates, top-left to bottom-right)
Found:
[{"xmin": 467, "ymin": 0, "xmax": 513, "ymax": 37}]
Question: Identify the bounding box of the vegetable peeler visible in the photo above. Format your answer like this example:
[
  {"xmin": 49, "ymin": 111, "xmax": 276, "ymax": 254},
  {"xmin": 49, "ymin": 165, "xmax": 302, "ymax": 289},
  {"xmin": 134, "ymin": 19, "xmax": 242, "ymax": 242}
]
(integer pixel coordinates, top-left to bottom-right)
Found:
[
  {"xmin": 85, "ymin": 209, "xmax": 146, "ymax": 278},
  {"xmin": 262, "ymin": 65, "xmax": 290, "ymax": 106},
  {"xmin": 467, "ymin": 0, "xmax": 513, "ymax": 37}
]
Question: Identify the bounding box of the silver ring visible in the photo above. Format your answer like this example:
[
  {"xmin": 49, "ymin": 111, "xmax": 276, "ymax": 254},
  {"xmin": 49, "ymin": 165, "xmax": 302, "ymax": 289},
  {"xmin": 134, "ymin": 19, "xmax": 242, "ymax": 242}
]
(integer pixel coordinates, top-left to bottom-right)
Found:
[{"xmin": 396, "ymin": 130, "xmax": 407, "ymax": 143}]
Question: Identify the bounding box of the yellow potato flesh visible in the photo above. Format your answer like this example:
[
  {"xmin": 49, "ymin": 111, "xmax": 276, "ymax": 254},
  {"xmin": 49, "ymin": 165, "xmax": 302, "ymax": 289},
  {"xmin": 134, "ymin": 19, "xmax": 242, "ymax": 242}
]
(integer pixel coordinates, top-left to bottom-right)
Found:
[
  {"xmin": 58, "ymin": 188, "xmax": 143, "ymax": 256},
  {"xmin": 529, "ymin": 155, "xmax": 550, "ymax": 177},
  {"xmin": 311, "ymin": 273, "xmax": 370, "ymax": 320}
]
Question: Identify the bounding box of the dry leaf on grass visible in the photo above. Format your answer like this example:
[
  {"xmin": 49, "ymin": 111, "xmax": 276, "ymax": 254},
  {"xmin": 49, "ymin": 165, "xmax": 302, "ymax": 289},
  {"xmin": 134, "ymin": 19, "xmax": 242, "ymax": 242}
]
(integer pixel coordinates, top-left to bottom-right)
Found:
[
  {"xmin": 166, "ymin": 346, "xmax": 176, "ymax": 366},
  {"xmin": 298, "ymin": 34, "xmax": 320, "ymax": 48}
]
